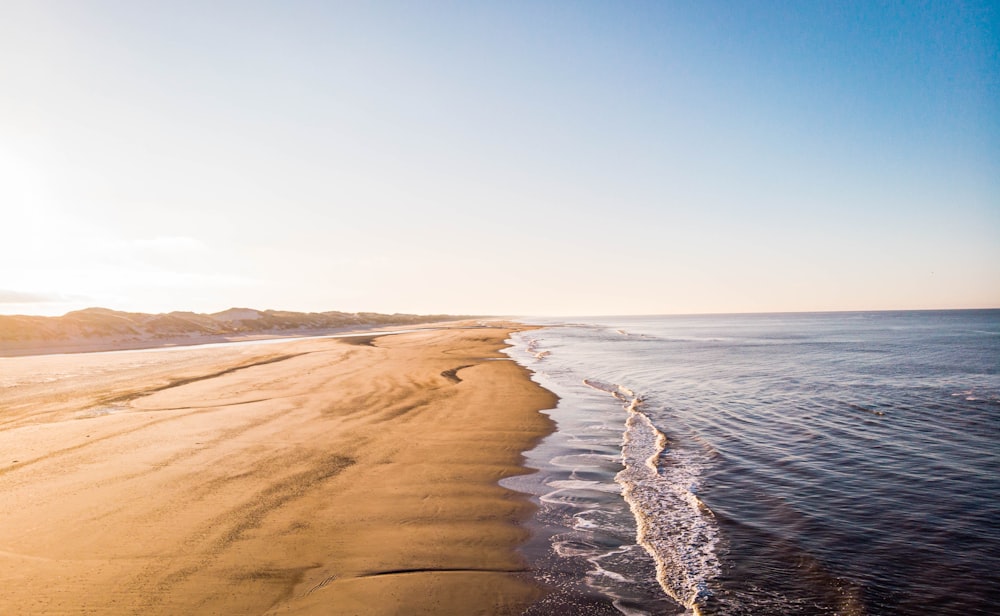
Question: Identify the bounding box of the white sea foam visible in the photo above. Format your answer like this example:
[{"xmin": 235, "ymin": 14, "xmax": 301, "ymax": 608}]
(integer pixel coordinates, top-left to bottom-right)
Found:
[
  {"xmin": 547, "ymin": 479, "xmax": 623, "ymax": 494},
  {"xmin": 523, "ymin": 336, "xmax": 551, "ymax": 360},
  {"xmin": 584, "ymin": 379, "xmax": 636, "ymax": 402},
  {"xmin": 549, "ymin": 453, "xmax": 618, "ymax": 468},
  {"xmin": 587, "ymin": 380, "xmax": 721, "ymax": 612}
]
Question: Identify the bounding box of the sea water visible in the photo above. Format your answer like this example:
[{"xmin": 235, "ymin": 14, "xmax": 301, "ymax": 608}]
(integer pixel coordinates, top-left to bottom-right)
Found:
[{"xmin": 503, "ymin": 310, "xmax": 1000, "ymax": 615}]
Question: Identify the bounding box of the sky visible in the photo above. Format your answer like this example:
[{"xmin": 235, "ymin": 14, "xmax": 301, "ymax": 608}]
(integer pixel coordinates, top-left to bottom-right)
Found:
[{"xmin": 1, "ymin": 1, "xmax": 998, "ymax": 316}]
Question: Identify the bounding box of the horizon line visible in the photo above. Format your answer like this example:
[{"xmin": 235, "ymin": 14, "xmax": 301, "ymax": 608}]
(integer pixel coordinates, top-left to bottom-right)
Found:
[{"xmin": 2, "ymin": 305, "xmax": 998, "ymax": 320}]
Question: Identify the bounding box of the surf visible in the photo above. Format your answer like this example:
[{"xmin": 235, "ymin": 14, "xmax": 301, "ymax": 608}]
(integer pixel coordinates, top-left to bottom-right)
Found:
[{"xmin": 584, "ymin": 379, "xmax": 721, "ymax": 613}]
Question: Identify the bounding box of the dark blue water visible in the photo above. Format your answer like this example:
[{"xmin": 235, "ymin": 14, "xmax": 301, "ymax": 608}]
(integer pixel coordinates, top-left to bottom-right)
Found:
[{"xmin": 505, "ymin": 310, "xmax": 1000, "ymax": 615}]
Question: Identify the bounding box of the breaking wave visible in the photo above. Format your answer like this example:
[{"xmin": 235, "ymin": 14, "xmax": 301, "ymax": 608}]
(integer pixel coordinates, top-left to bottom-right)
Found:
[{"xmin": 584, "ymin": 379, "xmax": 721, "ymax": 614}]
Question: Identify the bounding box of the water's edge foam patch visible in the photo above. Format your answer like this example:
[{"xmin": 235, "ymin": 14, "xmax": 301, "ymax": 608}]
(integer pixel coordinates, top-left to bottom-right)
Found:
[{"xmin": 585, "ymin": 379, "xmax": 721, "ymax": 614}]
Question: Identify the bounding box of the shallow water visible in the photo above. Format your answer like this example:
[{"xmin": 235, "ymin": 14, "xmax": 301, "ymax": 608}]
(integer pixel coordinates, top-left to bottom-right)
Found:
[{"xmin": 505, "ymin": 310, "xmax": 1000, "ymax": 615}]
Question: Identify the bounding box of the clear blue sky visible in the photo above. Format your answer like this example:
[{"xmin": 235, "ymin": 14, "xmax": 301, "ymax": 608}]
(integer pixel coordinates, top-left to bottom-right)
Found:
[{"xmin": 2, "ymin": 1, "xmax": 997, "ymax": 315}]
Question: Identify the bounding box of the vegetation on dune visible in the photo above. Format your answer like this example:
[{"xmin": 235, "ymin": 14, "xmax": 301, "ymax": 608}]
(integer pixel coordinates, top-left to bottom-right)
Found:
[{"xmin": 0, "ymin": 307, "xmax": 472, "ymax": 343}]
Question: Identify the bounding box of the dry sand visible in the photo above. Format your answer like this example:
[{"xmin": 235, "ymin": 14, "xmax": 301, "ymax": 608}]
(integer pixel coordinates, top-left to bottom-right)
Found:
[{"xmin": 0, "ymin": 325, "xmax": 556, "ymax": 614}]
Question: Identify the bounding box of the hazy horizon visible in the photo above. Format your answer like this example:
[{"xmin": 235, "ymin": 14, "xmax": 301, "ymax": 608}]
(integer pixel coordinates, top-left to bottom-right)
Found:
[
  {"xmin": 3, "ymin": 2, "xmax": 998, "ymax": 317},
  {"xmin": 4, "ymin": 304, "xmax": 999, "ymax": 321}
]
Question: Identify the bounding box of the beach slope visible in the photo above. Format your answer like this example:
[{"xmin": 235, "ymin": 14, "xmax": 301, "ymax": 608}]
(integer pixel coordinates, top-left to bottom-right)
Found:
[{"xmin": 0, "ymin": 325, "xmax": 555, "ymax": 614}]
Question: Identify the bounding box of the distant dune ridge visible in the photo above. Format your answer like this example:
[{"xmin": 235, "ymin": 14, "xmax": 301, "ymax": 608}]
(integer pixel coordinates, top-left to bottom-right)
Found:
[{"xmin": 0, "ymin": 307, "xmax": 471, "ymax": 356}]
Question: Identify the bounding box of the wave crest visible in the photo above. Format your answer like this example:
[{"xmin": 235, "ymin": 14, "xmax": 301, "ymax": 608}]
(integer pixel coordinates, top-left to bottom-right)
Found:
[{"xmin": 586, "ymin": 379, "xmax": 721, "ymax": 613}]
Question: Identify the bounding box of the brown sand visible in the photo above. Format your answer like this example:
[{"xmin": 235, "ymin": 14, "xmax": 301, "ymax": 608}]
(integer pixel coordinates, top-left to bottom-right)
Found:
[{"xmin": 0, "ymin": 326, "xmax": 556, "ymax": 614}]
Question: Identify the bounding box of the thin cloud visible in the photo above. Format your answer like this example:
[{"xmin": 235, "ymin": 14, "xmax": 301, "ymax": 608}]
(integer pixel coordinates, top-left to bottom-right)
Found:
[{"xmin": 0, "ymin": 289, "xmax": 70, "ymax": 304}]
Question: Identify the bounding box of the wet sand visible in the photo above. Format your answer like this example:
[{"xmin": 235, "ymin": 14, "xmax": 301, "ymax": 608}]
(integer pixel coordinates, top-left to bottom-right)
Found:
[{"xmin": 0, "ymin": 325, "xmax": 556, "ymax": 614}]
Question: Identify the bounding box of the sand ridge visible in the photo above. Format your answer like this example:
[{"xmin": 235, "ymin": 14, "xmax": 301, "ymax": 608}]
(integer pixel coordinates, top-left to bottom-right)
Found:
[
  {"xmin": 0, "ymin": 307, "xmax": 473, "ymax": 357},
  {"xmin": 0, "ymin": 325, "xmax": 556, "ymax": 614}
]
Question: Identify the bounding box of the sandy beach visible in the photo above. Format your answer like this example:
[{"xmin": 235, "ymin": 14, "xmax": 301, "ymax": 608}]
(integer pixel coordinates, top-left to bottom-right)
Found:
[{"xmin": 0, "ymin": 325, "xmax": 556, "ymax": 614}]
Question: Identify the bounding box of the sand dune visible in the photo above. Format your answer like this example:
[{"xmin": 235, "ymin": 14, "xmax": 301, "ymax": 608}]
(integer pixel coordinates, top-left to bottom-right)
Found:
[
  {"xmin": 0, "ymin": 325, "xmax": 556, "ymax": 614},
  {"xmin": 0, "ymin": 307, "xmax": 473, "ymax": 357}
]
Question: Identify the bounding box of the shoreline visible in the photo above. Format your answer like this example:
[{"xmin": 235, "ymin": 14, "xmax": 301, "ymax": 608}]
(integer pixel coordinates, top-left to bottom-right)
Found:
[{"xmin": 0, "ymin": 324, "xmax": 557, "ymax": 614}]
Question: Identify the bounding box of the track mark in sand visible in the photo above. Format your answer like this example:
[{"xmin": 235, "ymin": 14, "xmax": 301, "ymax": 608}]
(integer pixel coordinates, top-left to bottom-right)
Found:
[
  {"xmin": 376, "ymin": 390, "xmax": 445, "ymax": 421},
  {"xmin": 214, "ymin": 454, "xmax": 355, "ymax": 549},
  {"xmin": 88, "ymin": 400, "xmax": 299, "ymax": 493},
  {"xmin": 440, "ymin": 364, "xmax": 474, "ymax": 384},
  {"xmin": 101, "ymin": 352, "xmax": 310, "ymax": 405},
  {"xmin": 232, "ymin": 565, "xmax": 316, "ymax": 609},
  {"xmin": 0, "ymin": 405, "xmax": 226, "ymax": 478},
  {"xmin": 0, "ymin": 548, "xmax": 58, "ymax": 563},
  {"xmin": 133, "ymin": 455, "xmax": 355, "ymax": 611},
  {"xmin": 147, "ymin": 397, "xmax": 271, "ymax": 411},
  {"xmin": 0, "ymin": 354, "xmax": 308, "ymax": 478},
  {"xmin": 302, "ymin": 573, "xmax": 338, "ymax": 597}
]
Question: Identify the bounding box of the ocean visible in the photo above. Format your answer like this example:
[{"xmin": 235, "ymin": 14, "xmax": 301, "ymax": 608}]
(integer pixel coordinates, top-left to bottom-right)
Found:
[{"xmin": 502, "ymin": 310, "xmax": 1000, "ymax": 615}]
